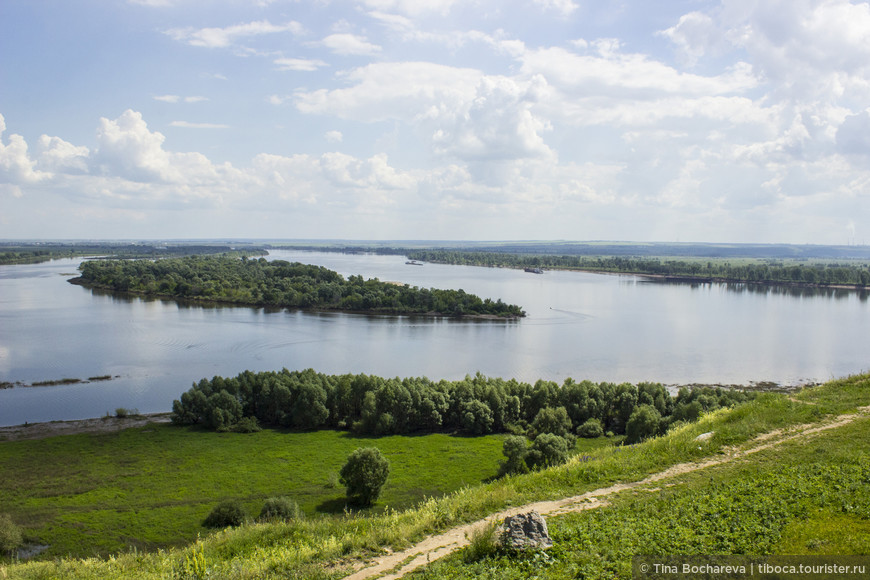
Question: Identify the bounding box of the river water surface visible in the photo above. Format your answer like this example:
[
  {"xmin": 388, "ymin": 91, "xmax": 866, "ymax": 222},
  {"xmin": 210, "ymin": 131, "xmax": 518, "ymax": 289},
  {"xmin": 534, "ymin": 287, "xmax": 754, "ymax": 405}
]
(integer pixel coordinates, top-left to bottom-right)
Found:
[{"xmin": 1, "ymin": 250, "xmax": 867, "ymax": 426}]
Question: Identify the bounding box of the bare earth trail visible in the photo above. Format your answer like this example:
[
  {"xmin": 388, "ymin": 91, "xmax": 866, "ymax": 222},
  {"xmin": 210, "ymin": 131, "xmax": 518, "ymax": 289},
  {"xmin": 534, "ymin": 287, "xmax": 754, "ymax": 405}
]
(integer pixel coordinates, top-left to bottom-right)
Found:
[{"xmin": 343, "ymin": 406, "xmax": 870, "ymax": 580}]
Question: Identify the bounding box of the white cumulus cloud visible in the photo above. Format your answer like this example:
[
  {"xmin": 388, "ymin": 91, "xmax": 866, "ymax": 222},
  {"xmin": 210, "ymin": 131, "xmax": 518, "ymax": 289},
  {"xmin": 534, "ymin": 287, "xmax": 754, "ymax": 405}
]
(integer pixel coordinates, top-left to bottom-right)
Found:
[
  {"xmin": 321, "ymin": 33, "xmax": 382, "ymax": 56},
  {"xmin": 166, "ymin": 20, "xmax": 303, "ymax": 49}
]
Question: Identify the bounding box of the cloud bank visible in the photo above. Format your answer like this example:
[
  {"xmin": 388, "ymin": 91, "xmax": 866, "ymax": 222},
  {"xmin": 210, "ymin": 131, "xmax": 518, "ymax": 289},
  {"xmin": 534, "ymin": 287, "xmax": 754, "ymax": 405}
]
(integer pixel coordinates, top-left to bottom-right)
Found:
[{"xmin": 2, "ymin": 0, "xmax": 869, "ymax": 242}]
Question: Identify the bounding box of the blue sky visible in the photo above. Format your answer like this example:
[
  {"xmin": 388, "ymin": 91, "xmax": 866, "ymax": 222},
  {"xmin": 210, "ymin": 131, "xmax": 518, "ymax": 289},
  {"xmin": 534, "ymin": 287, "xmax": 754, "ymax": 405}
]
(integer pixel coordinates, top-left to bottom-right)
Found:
[{"xmin": 1, "ymin": 0, "xmax": 869, "ymax": 243}]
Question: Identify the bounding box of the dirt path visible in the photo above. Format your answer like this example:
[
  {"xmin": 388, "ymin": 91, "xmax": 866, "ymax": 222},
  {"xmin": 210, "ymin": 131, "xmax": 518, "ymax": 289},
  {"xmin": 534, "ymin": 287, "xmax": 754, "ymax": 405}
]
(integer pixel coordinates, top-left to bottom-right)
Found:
[
  {"xmin": 0, "ymin": 413, "xmax": 172, "ymax": 441},
  {"xmin": 343, "ymin": 406, "xmax": 870, "ymax": 580}
]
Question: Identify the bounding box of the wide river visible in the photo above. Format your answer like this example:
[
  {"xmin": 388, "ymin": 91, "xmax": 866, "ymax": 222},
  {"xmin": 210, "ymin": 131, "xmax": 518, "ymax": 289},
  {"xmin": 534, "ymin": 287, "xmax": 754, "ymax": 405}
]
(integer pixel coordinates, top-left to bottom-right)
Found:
[{"xmin": 1, "ymin": 250, "xmax": 868, "ymax": 426}]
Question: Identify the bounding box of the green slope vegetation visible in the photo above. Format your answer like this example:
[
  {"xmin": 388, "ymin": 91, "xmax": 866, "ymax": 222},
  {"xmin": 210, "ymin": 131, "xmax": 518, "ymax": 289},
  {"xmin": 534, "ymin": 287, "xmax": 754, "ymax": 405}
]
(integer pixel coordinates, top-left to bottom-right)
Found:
[
  {"xmin": 415, "ymin": 412, "xmax": 870, "ymax": 579},
  {"xmin": 71, "ymin": 256, "xmax": 525, "ymax": 317},
  {"xmin": 2, "ymin": 374, "xmax": 868, "ymax": 579}
]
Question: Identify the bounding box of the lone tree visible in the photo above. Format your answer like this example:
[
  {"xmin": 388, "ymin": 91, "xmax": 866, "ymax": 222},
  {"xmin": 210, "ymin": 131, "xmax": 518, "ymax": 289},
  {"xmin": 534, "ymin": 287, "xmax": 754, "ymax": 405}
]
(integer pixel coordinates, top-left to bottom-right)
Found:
[{"xmin": 339, "ymin": 447, "xmax": 390, "ymax": 506}]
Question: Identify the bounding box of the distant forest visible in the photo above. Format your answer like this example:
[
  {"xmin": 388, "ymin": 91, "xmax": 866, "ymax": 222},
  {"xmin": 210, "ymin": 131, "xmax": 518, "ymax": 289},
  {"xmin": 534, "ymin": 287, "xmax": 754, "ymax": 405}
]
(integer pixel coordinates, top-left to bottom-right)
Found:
[
  {"xmin": 405, "ymin": 250, "xmax": 870, "ymax": 287},
  {"xmin": 0, "ymin": 243, "xmax": 264, "ymax": 265},
  {"xmin": 278, "ymin": 244, "xmax": 870, "ymax": 287},
  {"xmin": 170, "ymin": 368, "xmax": 752, "ymax": 438},
  {"xmin": 72, "ymin": 255, "xmax": 524, "ymax": 318}
]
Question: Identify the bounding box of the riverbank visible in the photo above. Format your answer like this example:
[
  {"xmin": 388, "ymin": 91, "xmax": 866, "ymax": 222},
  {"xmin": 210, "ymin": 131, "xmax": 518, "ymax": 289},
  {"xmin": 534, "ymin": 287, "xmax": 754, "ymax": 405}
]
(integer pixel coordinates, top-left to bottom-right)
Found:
[{"xmin": 0, "ymin": 412, "xmax": 172, "ymax": 441}]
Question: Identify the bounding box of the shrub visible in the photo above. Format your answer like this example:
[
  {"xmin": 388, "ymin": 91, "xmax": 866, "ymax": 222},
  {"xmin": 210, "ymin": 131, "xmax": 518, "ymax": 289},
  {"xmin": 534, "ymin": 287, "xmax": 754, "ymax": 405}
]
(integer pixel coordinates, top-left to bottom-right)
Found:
[
  {"xmin": 202, "ymin": 500, "xmax": 247, "ymax": 528},
  {"xmin": 339, "ymin": 447, "xmax": 390, "ymax": 506},
  {"xmin": 0, "ymin": 513, "xmax": 23, "ymax": 556},
  {"xmin": 626, "ymin": 404, "xmax": 662, "ymax": 444},
  {"xmin": 498, "ymin": 435, "xmax": 530, "ymax": 477},
  {"xmin": 259, "ymin": 497, "xmax": 303, "ymax": 522},
  {"xmin": 576, "ymin": 417, "xmax": 604, "ymax": 438},
  {"xmin": 464, "ymin": 520, "xmax": 501, "ymax": 563},
  {"xmin": 230, "ymin": 416, "xmax": 261, "ymax": 433},
  {"xmin": 115, "ymin": 407, "xmax": 139, "ymax": 418},
  {"xmin": 525, "ymin": 433, "xmax": 569, "ymax": 470}
]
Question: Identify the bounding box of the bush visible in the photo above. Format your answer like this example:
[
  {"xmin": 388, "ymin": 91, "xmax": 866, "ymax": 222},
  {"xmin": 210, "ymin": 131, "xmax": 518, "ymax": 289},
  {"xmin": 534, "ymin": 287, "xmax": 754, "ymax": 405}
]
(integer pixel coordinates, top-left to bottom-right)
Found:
[
  {"xmin": 625, "ymin": 404, "xmax": 662, "ymax": 444},
  {"xmin": 0, "ymin": 513, "xmax": 23, "ymax": 556},
  {"xmin": 339, "ymin": 447, "xmax": 390, "ymax": 506},
  {"xmin": 259, "ymin": 497, "xmax": 303, "ymax": 522},
  {"xmin": 525, "ymin": 433, "xmax": 569, "ymax": 470},
  {"xmin": 230, "ymin": 416, "xmax": 261, "ymax": 433},
  {"xmin": 203, "ymin": 500, "xmax": 247, "ymax": 528},
  {"xmin": 464, "ymin": 520, "xmax": 501, "ymax": 563},
  {"xmin": 576, "ymin": 417, "xmax": 604, "ymax": 438},
  {"xmin": 497, "ymin": 435, "xmax": 530, "ymax": 477}
]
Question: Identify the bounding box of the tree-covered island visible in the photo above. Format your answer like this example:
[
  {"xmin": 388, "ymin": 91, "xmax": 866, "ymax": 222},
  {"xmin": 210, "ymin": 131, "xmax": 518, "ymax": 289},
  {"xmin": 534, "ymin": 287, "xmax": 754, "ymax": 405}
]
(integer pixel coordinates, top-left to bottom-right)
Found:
[{"xmin": 69, "ymin": 255, "xmax": 525, "ymax": 318}]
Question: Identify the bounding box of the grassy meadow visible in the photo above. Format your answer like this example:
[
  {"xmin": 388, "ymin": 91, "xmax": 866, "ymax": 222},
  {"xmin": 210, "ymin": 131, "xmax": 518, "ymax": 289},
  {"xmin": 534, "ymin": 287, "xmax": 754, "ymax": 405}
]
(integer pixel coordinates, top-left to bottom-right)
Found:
[
  {"xmin": 1, "ymin": 373, "xmax": 868, "ymax": 579},
  {"xmin": 0, "ymin": 426, "xmax": 517, "ymax": 558}
]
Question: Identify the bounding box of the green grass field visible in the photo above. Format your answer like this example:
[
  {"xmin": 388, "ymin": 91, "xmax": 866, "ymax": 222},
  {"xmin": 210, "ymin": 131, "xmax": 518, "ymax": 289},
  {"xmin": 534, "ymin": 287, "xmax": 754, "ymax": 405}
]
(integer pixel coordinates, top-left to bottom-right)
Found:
[{"xmin": 0, "ymin": 426, "xmax": 517, "ymax": 558}]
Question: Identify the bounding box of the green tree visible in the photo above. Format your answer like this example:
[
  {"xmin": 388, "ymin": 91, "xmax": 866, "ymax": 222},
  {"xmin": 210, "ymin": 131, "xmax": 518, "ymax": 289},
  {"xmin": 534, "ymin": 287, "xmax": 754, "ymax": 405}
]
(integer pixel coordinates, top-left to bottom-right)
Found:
[
  {"xmin": 531, "ymin": 406, "xmax": 573, "ymax": 437},
  {"xmin": 339, "ymin": 447, "xmax": 390, "ymax": 506},
  {"xmin": 498, "ymin": 435, "xmax": 530, "ymax": 477},
  {"xmin": 459, "ymin": 399, "xmax": 494, "ymax": 435},
  {"xmin": 625, "ymin": 404, "xmax": 662, "ymax": 444}
]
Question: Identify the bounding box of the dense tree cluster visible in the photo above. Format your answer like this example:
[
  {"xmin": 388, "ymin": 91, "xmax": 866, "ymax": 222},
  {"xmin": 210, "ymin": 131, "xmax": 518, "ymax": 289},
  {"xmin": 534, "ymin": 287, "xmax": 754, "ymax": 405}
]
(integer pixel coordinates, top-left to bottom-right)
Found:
[
  {"xmin": 170, "ymin": 369, "xmax": 752, "ymax": 440},
  {"xmin": 73, "ymin": 256, "xmax": 524, "ymax": 317},
  {"xmin": 404, "ymin": 250, "xmax": 870, "ymax": 287}
]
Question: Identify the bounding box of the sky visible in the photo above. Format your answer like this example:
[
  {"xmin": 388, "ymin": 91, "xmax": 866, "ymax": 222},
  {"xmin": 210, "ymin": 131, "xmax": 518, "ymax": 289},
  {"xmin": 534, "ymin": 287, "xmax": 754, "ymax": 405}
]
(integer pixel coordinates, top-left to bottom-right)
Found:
[{"xmin": 1, "ymin": 0, "xmax": 869, "ymax": 244}]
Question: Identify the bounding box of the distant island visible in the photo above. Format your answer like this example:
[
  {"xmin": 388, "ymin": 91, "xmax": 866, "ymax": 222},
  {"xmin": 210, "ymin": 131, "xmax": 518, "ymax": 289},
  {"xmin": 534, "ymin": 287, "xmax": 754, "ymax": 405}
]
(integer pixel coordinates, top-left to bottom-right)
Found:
[{"xmin": 69, "ymin": 255, "xmax": 525, "ymax": 318}]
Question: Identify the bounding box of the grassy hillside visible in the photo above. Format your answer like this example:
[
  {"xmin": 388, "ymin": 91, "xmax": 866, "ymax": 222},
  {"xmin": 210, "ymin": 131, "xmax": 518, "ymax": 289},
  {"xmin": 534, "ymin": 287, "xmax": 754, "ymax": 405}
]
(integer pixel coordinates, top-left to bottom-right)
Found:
[
  {"xmin": 2, "ymin": 374, "xmax": 868, "ymax": 579},
  {"xmin": 412, "ymin": 409, "xmax": 870, "ymax": 579}
]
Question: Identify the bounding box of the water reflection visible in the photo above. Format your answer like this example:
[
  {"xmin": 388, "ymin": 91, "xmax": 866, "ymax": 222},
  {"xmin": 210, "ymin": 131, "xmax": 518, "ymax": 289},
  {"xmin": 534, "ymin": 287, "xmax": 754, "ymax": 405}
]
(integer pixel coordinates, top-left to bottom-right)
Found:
[{"xmin": 640, "ymin": 278, "xmax": 869, "ymax": 301}]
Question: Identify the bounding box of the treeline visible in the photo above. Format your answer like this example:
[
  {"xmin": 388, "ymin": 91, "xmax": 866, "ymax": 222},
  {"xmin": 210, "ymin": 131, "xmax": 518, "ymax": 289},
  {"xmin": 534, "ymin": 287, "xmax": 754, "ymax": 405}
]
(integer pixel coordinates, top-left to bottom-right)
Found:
[
  {"xmin": 404, "ymin": 250, "xmax": 870, "ymax": 287},
  {"xmin": 170, "ymin": 368, "xmax": 752, "ymax": 439},
  {"xmin": 73, "ymin": 256, "xmax": 524, "ymax": 317},
  {"xmin": 0, "ymin": 244, "xmax": 264, "ymax": 265}
]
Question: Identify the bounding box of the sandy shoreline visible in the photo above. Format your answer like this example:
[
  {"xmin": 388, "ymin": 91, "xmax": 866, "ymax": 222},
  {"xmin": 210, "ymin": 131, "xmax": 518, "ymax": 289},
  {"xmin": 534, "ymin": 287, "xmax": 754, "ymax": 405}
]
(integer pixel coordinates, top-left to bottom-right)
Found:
[{"xmin": 0, "ymin": 412, "xmax": 173, "ymax": 442}]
